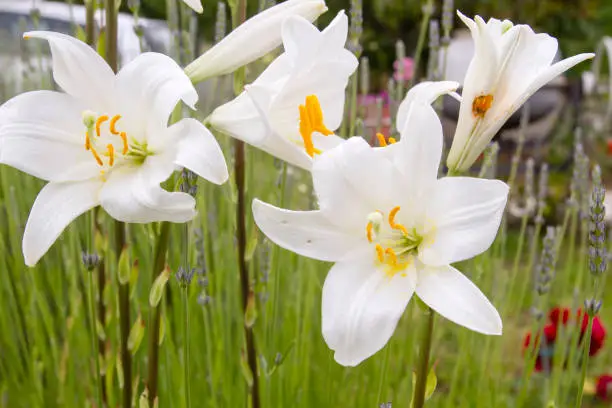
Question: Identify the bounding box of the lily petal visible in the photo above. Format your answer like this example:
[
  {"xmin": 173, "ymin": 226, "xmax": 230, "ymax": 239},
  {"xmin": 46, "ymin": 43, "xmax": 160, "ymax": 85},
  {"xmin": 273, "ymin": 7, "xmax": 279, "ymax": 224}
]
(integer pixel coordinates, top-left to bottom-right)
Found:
[
  {"xmin": 185, "ymin": 0, "xmax": 328, "ymax": 83},
  {"xmin": 24, "ymin": 31, "xmax": 115, "ymax": 111},
  {"xmin": 312, "ymin": 137, "xmax": 396, "ymax": 230},
  {"xmin": 396, "ymin": 81, "xmax": 460, "ymax": 128},
  {"xmin": 181, "ymin": 0, "xmax": 203, "ymax": 13},
  {"xmin": 322, "ymin": 253, "xmax": 416, "ymax": 366},
  {"xmin": 100, "ymin": 168, "xmax": 196, "ymax": 223},
  {"xmin": 23, "ymin": 180, "xmax": 102, "ymax": 266},
  {"xmin": 252, "ymin": 199, "xmax": 364, "ymax": 262},
  {"xmin": 415, "ymin": 264, "xmax": 502, "ymax": 335},
  {"xmin": 419, "ymin": 177, "xmax": 509, "ymax": 266},
  {"xmin": 115, "ymin": 52, "xmax": 198, "ymax": 147},
  {"xmin": 172, "ymin": 118, "xmax": 229, "ymax": 185},
  {"xmin": 0, "ymin": 91, "xmax": 101, "ymax": 182}
]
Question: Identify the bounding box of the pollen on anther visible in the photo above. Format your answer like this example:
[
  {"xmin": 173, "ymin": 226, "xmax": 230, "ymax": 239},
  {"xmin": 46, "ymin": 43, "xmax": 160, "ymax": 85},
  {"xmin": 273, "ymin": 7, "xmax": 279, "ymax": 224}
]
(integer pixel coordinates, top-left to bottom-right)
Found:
[
  {"xmin": 375, "ymin": 244, "xmax": 384, "ymax": 263},
  {"xmin": 119, "ymin": 132, "xmax": 128, "ymax": 155},
  {"xmin": 107, "ymin": 144, "xmax": 115, "ymax": 167},
  {"xmin": 95, "ymin": 115, "xmax": 109, "ymax": 137},
  {"xmin": 388, "ymin": 206, "xmax": 409, "ymax": 235},
  {"xmin": 388, "ymin": 137, "xmax": 396, "ymax": 144},
  {"xmin": 385, "ymin": 248, "xmax": 398, "ymax": 266},
  {"xmin": 90, "ymin": 146, "xmax": 104, "ymax": 166},
  {"xmin": 472, "ymin": 94, "xmax": 494, "ymax": 118},
  {"xmin": 366, "ymin": 221, "xmax": 374, "ymax": 243},
  {"xmin": 376, "ymin": 133, "xmax": 387, "ymax": 147},
  {"xmin": 109, "ymin": 115, "xmax": 122, "ymax": 135}
]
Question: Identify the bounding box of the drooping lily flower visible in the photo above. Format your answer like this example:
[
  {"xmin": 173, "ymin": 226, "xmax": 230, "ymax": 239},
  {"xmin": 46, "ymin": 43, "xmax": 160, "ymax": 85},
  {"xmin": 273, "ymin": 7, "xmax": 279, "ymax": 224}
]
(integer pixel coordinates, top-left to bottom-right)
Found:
[
  {"xmin": 208, "ymin": 11, "xmax": 357, "ymax": 170},
  {"xmin": 446, "ymin": 11, "xmax": 595, "ymax": 173},
  {"xmin": 252, "ymin": 100, "xmax": 508, "ymax": 366},
  {"xmin": 185, "ymin": 0, "xmax": 328, "ymax": 83},
  {"xmin": 0, "ymin": 32, "xmax": 229, "ymax": 266},
  {"xmin": 182, "ymin": 0, "xmax": 203, "ymax": 13}
]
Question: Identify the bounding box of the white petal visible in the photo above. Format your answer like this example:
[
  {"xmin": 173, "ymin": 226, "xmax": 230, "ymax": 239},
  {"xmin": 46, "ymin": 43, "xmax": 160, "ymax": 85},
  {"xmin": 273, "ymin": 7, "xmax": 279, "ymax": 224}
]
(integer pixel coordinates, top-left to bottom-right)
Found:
[
  {"xmin": 100, "ymin": 168, "xmax": 196, "ymax": 223},
  {"xmin": 0, "ymin": 91, "xmax": 101, "ymax": 182},
  {"xmin": 115, "ymin": 53, "xmax": 198, "ymax": 147},
  {"xmin": 394, "ymin": 103, "xmax": 443, "ymax": 217},
  {"xmin": 322, "ymin": 253, "xmax": 416, "ymax": 366},
  {"xmin": 396, "ymin": 81, "xmax": 460, "ymax": 128},
  {"xmin": 419, "ymin": 177, "xmax": 509, "ymax": 266},
  {"xmin": 24, "ymin": 31, "xmax": 115, "ymax": 111},
  {"xmin": 252, "ymin": 199, "xmax": 364, "ymax": 262},
  {"xmin": 172, "ymin": 119, "xmax": 228, "ymax": 185},
  {"xmin": 282, "ymin": 14, "xmax": 322, "ymax": 64},
  {"xmin": 182, "ymin": 0, "xmax": 203, "ymax": 13},
  {"xmin": 312, "ymin": 137, "xmax": 396, "ymax": 230},
  {"xmin": 415, "ymin": 265, "xmax": 502, "ymax": 335},
  {"xmin": 23, "ymin": 180, "xmax": 102, "ymax": 266},
  {"xmin": 184, "ymin": 0, "xmax": 328, "ymax": 82}
]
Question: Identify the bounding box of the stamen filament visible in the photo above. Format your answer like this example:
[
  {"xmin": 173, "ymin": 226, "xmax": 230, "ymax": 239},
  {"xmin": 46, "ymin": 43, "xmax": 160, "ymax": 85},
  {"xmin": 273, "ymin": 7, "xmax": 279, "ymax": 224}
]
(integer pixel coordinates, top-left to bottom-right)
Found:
[
  {"xmin": 109, "ymin": 115, "xmax": 122, "ymax": 135},
  {"xmin": 95, "ymin": 115, "xmax": 109, "ymax": 137}
]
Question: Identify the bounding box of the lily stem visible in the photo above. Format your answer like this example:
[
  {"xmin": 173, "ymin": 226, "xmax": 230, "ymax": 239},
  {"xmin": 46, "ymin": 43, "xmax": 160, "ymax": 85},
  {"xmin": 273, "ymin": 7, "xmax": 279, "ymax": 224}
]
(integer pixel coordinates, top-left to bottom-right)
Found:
[
  {"xmin": 408, "ymin": 0, "xmax": 434, "ymax": 89},
  {"xmin": 413, "ymin": 308, "xmax": 435, "ymax": 408},
  {"xmin": 86, "ymin": 253, "xmax": 103, "ymax": 408},
  {"xmin": 182, "ymin": 222, "xmax": 192, "ymax": 408},
  {"xmin": 147, "ymin": 221, "xmax": 171, "ymax": 406},
  {"xmin": 115, "ymin": 221, "xmax": 131, "ymax": 408}
]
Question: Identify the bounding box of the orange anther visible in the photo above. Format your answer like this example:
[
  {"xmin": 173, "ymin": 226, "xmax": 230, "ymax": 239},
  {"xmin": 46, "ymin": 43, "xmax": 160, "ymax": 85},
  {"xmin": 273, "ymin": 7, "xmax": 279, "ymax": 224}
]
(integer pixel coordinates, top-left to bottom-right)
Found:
[
  {"xmin": 366, "ymin": 221, "xmax": 374, "ymax": 243},
  {"xmin": 376, "ymin": 133, "xmax": 387, "ymax": 147},
  {"xmin": 85, "ymin": 131, "xmax": 91, "ymax": 151},
  {"xmin": 375, "ymin": 244, "xmax": 384, "ymax": 263},
  {"xmin": 90, "ymin": 146, "xmax": 103, "ymax": 166},
  {"xmin": 388, "ymin": 137, "xmax": 396, "ymax": 144},
  {"xmin": 119, "ymin": 132, "xmax": 129, "ymax": 155},
  {"xmin": 95, "ymin": 115, "xmax": 109, "ymax": 137},
  {"xmin": 107, "ymin": 144, "xmax": 115, "ymax": 167},
  {"xmin": 388, "ymin": 206, "xmax": 409, "ymax": 235},
  {"xmin": 472, "ymin": 94, "xmax": 494, "ymax": 118},
  {"xmin": 299, "ymin": 95, "xmax": 333, "ymax": 157},
  {"xmin": 109, "ymin": 115, "xmax": 122, "ymax": 135}
]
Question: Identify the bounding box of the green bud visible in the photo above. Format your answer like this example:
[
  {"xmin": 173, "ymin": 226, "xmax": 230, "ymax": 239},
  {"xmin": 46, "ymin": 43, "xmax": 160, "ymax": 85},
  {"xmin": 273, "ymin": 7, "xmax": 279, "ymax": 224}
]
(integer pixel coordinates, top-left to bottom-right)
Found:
[
  {"xmin": 118, "ymin": 246, "xmax": 130, "ymax": 285},
  {"xmin": 149, "ymin": 267, "xmax": 171, "ymax": 308},
  {"xmin": 127, "ymin": 315, "xmax": 145, "ymax": 354}
]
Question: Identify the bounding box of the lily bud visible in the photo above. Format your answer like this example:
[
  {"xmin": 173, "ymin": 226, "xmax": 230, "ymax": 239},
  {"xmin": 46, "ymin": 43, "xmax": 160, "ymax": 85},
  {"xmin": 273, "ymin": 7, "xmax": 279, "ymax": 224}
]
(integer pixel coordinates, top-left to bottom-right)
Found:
[{"xmin": 185, "ymin": 0, "xmax": 328, "ymax": 83}]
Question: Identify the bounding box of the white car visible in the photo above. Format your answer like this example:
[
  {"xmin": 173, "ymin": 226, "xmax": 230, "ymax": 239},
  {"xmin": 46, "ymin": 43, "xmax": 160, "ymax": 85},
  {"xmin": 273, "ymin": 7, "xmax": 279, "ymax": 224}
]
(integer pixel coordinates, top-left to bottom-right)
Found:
[{"xmin": 0, "ymin": 0, "xmax": 171, "ymax": 100}]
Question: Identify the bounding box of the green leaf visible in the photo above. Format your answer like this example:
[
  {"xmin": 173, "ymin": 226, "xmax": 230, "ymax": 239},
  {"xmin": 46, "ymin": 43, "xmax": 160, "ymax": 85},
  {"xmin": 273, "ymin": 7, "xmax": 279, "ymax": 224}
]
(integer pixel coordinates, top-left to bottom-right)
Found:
[{"xmin": 149, "ymin": 267, "xmax": 170, "ymax": 308}]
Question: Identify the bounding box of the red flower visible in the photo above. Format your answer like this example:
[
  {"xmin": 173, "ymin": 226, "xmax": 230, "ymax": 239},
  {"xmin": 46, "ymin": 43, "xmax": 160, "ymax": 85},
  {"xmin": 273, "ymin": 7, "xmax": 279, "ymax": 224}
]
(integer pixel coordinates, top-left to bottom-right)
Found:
[
  {"xmin": 607, "ymin": 139, "xmax": 612, "ymax": 156},
  {"xmin": 523, "ymin": 323, "xmax": 557, "ymax": 372},
  {"xmin": 596, "ymin": 375, "xmax": 612, "ymax": 401}
]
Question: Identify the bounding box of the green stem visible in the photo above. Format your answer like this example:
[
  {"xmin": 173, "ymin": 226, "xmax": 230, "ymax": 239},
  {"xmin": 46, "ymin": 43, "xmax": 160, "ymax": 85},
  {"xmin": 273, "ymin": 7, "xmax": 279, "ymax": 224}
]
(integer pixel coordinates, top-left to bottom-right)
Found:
[
  {"xmin": 182, "ymin": 285, "xmax": 191, "ymax": 408},
  {"xmin": 574, "ymin": 315, "xmax": 593, "ymax": 408},
  {"xmin": 413, "ymin": 309, "xmax": 435, "ymax": 408},
  {"xmin": 87, "ymin": 263, "xmax": 103, "ymax": 408},
  {"xmin": 115, "ymin": 221, "xmax": 131, "ymax": 408},
  {"xmin": 376, "ymin": 343, "xmax": 391, "ymax": 404},
  {"xmin": 105, "ymin": 0, "xmax": 118, "ymax": 72},
  {"xmin": 147, "ymin": 221, "xmax": 171, "ymax": 405},
  {"xmin": 408, "ymin": 0, "xmax": 434, "ymax": 89},
  {"xmin": 85, "ymin": 0, "xmax": 95, "ymax": 46}
]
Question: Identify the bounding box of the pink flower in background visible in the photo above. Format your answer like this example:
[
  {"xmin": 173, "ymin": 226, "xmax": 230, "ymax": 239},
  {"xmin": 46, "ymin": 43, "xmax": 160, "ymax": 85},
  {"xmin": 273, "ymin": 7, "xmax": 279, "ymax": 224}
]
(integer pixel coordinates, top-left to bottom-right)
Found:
[{"xmin": 393, "ymin": 57, "xmax": 414, "ymax": 82}]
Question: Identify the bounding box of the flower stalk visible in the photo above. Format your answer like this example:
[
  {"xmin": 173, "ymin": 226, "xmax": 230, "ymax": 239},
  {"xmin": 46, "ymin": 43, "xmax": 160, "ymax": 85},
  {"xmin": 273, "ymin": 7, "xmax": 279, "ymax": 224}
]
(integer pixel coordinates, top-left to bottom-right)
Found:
[{"xmin": 412, "ymin": 308, "xmax": 435, "ymax": 408}]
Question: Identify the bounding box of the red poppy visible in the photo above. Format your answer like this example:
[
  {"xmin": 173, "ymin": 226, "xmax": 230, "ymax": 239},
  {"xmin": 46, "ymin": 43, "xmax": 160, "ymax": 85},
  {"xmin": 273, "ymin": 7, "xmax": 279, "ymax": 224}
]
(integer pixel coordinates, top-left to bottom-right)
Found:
[
  {"xmin": 607, "ymin": 139, "xmax": 612, "ymax": 156},
  {"xmin": 523, "ymin": 323, "xmax": 557, "ymax": 372},
  {"xmin": 596, "ymin": 375, "xmax": 612, "ymax": 401}
]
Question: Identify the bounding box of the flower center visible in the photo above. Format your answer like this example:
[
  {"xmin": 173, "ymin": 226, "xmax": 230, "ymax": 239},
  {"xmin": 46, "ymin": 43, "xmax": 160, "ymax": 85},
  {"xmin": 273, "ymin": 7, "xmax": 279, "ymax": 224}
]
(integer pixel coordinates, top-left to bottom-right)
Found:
[
  {"xmin": 472, "ymin": 94, "xmax": 494, "ymax": 118},
  {"xmin": 365, "ymin": 206, "xmax": 423, "ymax": 277},
  {"xmin": 298, "ymin": 94, "xmax": 333, "ymax": 157},
  {"xmin": 82, "ymin": 111, "xmax": 151, "ymax": 179}
]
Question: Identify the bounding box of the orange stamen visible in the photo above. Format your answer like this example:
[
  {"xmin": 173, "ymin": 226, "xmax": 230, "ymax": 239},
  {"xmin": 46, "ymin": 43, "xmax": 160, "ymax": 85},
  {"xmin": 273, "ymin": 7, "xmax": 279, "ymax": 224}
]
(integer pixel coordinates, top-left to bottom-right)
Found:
[
  {"xmin": 388, "ymin": 137, "xmax": 396, "ymax": 144},
  {"xmin": 119, "ymin": 132, "xmax": 129, "ymax": 155},
  {"xmin": 299, "ymin": 95, "xmax": 333, "ymax": 157},
  {"xmin": 366, "ymin": 222, "xmax": 374, "ymax": 243},
  {"xmin": 388, "ymin": 206, "xmax": 409, "ymax": 235},
  {"xmin": 109, "ymin": 115, "xmax": 122, "ymax": 135},
  {"xmin": 472, "ymin": 94, "xmax": 494, "ymax": 118},
  {"xmin": 95, "ymin": 115, "xmax": 109, "ymax": 137},
  {"xmin": 376, "ymin": 133, "xmax": 387, "ymax": 147},
  {"xmin": 90, "ymin": 146, "xmax": 103, "ymax": 166},
  {"xmin": 107, "ymin": 144, "xmax": 115, "ymax": 167},
  {"xmin": 375, "ymin": 244, "xmax": 384, "ymax": 263}
]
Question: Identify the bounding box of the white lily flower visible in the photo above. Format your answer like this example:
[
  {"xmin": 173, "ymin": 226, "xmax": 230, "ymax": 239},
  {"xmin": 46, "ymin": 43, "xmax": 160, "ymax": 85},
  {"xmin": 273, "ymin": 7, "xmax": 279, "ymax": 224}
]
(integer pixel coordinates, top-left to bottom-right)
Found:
[
  {"xmin": 185, "ymin": 0, "xmax": 328, "ymax": 83},
  {"xmin": 252, "ymin": 101, "xmax": 509, "ymax": 366},
  {"xmin": 182, "ymin": 0, "xmax": 204, "ymax": 13},
  {"xmin": 208, "ymin": 11, "xmax": 357, "ymax": 170},
  {"xmin": 0, "ymin": 32, "xmax": 229, "ymax": 266},
  {"xmin": 446, "ymin": 11, "xmax": 595, "ymax": 173}
]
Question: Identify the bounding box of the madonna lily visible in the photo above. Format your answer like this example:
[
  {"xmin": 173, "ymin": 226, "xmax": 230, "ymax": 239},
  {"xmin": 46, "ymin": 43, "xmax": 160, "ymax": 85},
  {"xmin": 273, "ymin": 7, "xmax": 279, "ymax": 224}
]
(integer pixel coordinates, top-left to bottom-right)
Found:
[
  {"xmin": 446, "ymin": 11, "xmax": 594, "ymax": 173},
  {"xmin": 208, "ymin": 11, "xmax": 357, "ymax": 170},
  {"xmin": 185, "ymin": 0, "xmax": 328, "ymax": 83},
  {"xmin": 252, "ymin": 100, "xmax": 509, "ymax": 366},
  {"xmin": 0, "ymin": 32, "xmax": 228, "ymax": 266}
]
